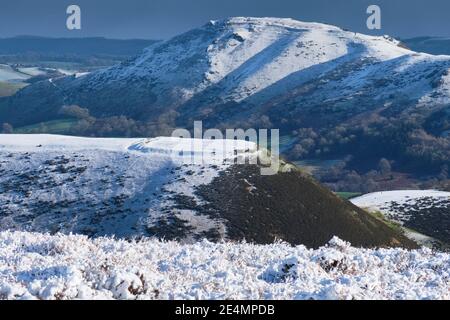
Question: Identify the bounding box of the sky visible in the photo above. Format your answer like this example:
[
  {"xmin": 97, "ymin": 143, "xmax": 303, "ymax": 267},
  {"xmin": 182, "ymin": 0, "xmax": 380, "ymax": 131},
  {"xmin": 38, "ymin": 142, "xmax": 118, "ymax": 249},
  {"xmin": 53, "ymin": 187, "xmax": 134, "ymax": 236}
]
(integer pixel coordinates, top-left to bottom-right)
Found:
[{"xmin": 1, "ymin": 0, "xmax": 450, "ymax": 40}]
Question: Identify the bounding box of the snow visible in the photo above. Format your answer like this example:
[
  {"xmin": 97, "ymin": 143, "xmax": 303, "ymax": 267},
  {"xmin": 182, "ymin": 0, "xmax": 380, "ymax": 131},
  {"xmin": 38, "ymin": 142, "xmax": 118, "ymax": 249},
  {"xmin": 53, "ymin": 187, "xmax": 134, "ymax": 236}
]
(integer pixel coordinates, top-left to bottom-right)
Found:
[
  {"xmin": 0, "ymin": 231, "xmax": 448, "ymax": 300},
  {"xmin": 57, "ymin": 69, "xmax": 78, "ymax": 76},
  {"xmin": 130, "ymin": 136, "xmax": 257, "ymax": 161},
  {"xmin": 0, "ymin": 64, "xmax": 30, "ymax": 82},
  {"xmin": 0, "ymin": 134, "xmax": 138, "ymax": 152},
  {"xmin": 74, "ymin": 72, "xmax": 90, "ymax": 78},
  {"xmin": 17, "ymin": 67, "xmax": 46, "ymax": 77},
  {"xmin": 0, "ymin": 134, "xmax": 256, "ymax": 160}
]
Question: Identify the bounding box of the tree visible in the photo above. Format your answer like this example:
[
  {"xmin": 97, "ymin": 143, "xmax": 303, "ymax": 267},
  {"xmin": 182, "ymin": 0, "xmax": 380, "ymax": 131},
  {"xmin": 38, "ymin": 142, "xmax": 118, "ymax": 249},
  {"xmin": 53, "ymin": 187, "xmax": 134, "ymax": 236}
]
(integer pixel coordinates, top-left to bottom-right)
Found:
[
  {"xmin": 257, "ymin": 115, "xmax": 272, "ymax": 128},
  {"xmin": 59, "ymin": 105, "xmax": 90, "ymax": 120},
  {"xmin": 439, "ymin": 165, "xmax": 449, "ymax": 181},
  {"xmin": 378, "ymin": 158, "xmax": 392, "ymax": 175},
  {"xmin": 362, "ymin": 178, "xmax": 378, "ymax": 193},
  {"xmin": 290, "ymin": 144, "xmax": 307, "ymax": 158},
  {"xmin": 1, "ymin": 123, "xmax": 13, "ymax": 134}
]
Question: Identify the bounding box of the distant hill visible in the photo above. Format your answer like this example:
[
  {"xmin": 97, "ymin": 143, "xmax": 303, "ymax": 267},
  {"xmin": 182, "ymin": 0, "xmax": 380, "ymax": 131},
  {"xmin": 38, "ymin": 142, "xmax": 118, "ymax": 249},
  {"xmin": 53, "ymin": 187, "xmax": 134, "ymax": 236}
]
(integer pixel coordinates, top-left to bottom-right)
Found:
[
  {"xmin": 0, "ymin": 36, "xmax": 158, "ymax": 57},
  {"xmin": 403, "ymin": 37, "xmax": 450, "ymax": 56},
  {"xmin": 0, "ymin": 36, "xmax": 159, "ymax": 67}
]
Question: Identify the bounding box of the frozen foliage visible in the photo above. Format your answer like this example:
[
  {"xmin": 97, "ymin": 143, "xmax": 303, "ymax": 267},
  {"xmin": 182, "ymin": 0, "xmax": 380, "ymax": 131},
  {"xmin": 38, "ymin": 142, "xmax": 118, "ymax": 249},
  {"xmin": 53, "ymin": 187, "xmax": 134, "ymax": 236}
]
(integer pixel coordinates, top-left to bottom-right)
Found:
[{"xmin": 0, "ymin": 232, "xmax": 448, "ymax": 300}]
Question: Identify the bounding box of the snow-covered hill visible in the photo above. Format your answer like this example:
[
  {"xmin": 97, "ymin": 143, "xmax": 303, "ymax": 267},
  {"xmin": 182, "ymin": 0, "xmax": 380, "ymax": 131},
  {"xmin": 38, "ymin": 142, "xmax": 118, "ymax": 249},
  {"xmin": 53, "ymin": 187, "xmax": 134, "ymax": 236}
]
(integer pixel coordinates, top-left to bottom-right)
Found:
[
  {"xmin": 3, "ymin": 17, "xmax": 450, "ymax": 129},
  {"xmin": 0, "ymin": 134, "xmax": 415, "ymax": 248},
  {"xmin": 0, "ymin": 231, "xmax": 448, "ymax": 300},
  {"xmin": 352, "ymin": 191, "xmax": 450, "ymax": 245},
  {"xmin": 61, "ymin": 17, "xmax": 450, "ymax": 109},
  {"xmin": 80, "ymin": 17, "xmax": 448, "ymax": 107},
  {"xmin": 0, "ymin": 134, "xmax": 255, "ymax": 240}
]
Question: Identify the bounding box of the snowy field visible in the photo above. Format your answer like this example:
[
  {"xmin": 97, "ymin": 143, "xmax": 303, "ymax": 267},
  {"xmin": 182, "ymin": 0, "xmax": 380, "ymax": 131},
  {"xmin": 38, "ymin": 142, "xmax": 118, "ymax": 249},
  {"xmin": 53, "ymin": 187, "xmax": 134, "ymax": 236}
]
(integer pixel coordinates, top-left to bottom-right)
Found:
[
  {"xmin": 0, "ymin": 64, "xmax": 30, "ymax": 82},
  {"xmin": 0, "ymin": 231, "xmax": 448, "ymax": 300}
]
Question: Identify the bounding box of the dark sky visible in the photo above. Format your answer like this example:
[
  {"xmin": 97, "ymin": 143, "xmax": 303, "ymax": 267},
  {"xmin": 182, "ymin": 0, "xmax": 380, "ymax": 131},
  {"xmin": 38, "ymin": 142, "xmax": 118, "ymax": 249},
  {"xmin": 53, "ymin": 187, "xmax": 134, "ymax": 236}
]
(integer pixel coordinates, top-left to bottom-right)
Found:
[{"xmin": 1, "ymin": 0, "xmax": 449, "ymax": 39}]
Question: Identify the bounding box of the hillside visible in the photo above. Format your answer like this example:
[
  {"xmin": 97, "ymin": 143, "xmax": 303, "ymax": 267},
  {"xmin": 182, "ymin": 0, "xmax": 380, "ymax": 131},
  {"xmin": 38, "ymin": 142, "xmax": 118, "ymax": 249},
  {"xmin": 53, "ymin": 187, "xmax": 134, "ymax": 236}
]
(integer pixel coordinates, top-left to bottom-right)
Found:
[{"xmin": 0, "ymin": 134, "xmax": 415, "ymax": 248}]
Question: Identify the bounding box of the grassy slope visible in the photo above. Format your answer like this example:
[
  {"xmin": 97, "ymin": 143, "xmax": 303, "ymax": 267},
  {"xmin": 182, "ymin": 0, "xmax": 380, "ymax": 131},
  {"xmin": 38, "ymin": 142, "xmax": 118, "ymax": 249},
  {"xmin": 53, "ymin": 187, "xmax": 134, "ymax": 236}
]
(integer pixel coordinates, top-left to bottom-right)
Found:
[
  {"xmin": 336, "ymin": 192, "xmax": 362, "ymax": 200},
  {"xmin": 194, "ymin": 165, "xmax": 417, "ymax": 249}
]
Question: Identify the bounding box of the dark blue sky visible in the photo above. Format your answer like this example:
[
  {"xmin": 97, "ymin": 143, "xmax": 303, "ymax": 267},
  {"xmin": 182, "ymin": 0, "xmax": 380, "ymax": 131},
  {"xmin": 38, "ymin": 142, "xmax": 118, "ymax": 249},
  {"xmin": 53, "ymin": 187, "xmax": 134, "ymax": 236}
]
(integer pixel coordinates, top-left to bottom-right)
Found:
[{"xmin": 1, "ymin": 0, "xmax": 449, "ymax": 39}]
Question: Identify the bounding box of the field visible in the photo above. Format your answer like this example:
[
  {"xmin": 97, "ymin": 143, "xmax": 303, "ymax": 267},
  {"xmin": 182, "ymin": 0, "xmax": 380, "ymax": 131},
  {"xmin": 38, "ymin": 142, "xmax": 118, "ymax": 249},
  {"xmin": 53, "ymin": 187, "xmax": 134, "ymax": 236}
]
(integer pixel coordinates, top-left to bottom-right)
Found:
[
  {"xmin": 0, "ymin": 64, "xmax": 30, "ymax": 82},
  {"xmin": 293, "ymin": 159, "xmax": 344, "ymax": 175},
  {"xmin": 14, "ymin": 119, "xmax": 77, "ymax": 134},
  {"xmin": 336, "ymin": 192, "xmax": 362, "ymax": 200},
  {"xmin": 0, "ymin": 81, "xmax": 26, "ymax": 97}
]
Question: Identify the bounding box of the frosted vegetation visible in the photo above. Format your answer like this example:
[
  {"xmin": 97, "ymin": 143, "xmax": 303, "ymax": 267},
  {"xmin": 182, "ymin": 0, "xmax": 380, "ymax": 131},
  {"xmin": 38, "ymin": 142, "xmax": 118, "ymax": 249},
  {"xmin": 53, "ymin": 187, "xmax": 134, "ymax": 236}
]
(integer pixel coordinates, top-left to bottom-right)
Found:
[{"xmin": 0, "ymin": 231, "xmax": 448, "ymax": 300}]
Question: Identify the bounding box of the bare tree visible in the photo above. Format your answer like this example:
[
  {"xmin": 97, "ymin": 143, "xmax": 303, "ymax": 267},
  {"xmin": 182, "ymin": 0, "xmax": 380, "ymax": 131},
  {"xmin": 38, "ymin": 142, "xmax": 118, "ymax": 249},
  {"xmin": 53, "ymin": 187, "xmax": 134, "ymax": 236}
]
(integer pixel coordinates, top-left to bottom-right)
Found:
[
  {"xmin": 59, "ymin": 105, "xmax": 91, "ymax": 120},
  {"xmin": 378, "ymin": 158, "xmax": 392, "ymax": 175},
  {"xmin": 1, "ymin": 123, "xmax": 13, "ymax": 134}
]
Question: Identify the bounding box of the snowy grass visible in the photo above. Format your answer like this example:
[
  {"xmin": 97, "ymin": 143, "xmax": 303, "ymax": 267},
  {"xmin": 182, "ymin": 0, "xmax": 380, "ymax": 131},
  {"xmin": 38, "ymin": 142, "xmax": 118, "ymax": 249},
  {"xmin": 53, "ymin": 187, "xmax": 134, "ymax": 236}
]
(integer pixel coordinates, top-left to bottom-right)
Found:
[{"xmin": 0, "ymin": 231, "xmax": 448, "ymax": 300}]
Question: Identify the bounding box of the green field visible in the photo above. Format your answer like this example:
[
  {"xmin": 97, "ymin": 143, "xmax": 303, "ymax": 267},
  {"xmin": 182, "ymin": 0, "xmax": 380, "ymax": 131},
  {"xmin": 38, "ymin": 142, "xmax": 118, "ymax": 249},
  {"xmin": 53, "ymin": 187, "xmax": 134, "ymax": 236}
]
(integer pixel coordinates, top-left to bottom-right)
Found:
[
  {"xmin": 336, "ymin": 192, "xmax": 362, "ymax": 200},
  {"xmin": 14, "ymin": 119, "xmax": 77, "ymax": 134},
  {"xmin": 0, "ymin": 81, "xmax": 27, "ymax": 97}
]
